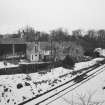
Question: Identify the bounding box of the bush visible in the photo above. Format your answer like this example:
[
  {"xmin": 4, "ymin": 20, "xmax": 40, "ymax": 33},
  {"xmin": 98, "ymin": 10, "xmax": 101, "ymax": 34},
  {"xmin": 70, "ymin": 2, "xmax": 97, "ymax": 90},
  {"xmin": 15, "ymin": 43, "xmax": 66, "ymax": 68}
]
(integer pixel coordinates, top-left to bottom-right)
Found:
[
  {"xmin": 84, "ymin": 49, "xmax": 100, "ymax": 57},
  {"xmin": 17, "ymin": 83, "xmax": 23, "ymax": 89},
  {"xmin": 84, "ymin": 49, "xmax": 94, "ymax": 57},
  {"xmin": 62, "ymin": 55, "xmax": 75, "ymax": 69},
  {"xmin": 94, "ymin": 51, "xmax": 100, "ymax": 57}
]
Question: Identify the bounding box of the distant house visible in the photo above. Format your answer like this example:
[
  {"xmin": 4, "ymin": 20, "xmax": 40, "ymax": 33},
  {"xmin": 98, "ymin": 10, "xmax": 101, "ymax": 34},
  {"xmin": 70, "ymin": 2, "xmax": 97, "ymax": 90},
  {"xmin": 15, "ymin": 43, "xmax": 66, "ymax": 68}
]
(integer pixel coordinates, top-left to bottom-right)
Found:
[
  {"xmin": 0, "ymin": 38, "xmax": 26, "ymax": 60},
  {"xmin": 40, "ymin": 42, "xmax": 52, "ymax": 61},
  {"xmin": 26, "ymin": 42, "xmax": 40, "ymax": 62},
  {"xmin": 26, "ymin": 41, "xmax": 52, "ymax": 62}
]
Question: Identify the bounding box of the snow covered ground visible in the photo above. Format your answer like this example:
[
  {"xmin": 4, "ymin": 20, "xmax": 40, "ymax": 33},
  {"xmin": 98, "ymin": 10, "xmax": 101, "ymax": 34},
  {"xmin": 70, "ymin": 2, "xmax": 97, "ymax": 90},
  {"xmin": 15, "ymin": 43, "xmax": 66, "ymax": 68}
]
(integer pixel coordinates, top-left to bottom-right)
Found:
[
  {"xmin": 0, "ymin": 57, "xmax": 104, "ymax": 105},
  {"xmin": 49, "ymin": 65, "xmax": 105, "ymax": 105},
  {"xmin": 0, "ymin": 62, "xmax": 19, "ymax": 69},
  {"xmin": 74, "ymin": 57, "xmax": 104, "ymax": 71}
]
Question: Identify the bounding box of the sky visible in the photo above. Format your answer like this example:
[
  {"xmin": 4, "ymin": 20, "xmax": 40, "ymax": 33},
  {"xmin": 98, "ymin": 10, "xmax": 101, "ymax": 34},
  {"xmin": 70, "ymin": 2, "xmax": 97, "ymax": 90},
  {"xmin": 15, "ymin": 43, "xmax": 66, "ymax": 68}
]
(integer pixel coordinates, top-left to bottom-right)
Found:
[{"xmin": 0, "ymin": 0, "xmax": 105, "ymax": 34}]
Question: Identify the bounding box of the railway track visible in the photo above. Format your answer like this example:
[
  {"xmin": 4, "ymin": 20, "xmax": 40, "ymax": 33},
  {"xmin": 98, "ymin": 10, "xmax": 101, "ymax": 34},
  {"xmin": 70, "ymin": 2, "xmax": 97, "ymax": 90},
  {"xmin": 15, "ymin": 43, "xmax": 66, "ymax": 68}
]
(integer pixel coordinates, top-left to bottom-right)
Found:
[
  {"xmin": 19, "ymin": 62, "xmax": 105, "ymax": 105},
  {"xmin": 44, "ymin": 64, "xmax": 105, "ymax": 105}
]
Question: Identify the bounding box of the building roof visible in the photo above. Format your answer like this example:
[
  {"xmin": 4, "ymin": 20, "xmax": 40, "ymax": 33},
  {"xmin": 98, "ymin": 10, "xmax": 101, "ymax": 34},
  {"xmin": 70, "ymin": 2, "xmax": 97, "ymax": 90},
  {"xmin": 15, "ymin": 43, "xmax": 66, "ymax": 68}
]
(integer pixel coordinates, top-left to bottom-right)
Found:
[
  {"xmin": 0, "ymin": 38, "xmax": 25, "ymax": 44},
  {"xmin": 40, "ymin": 42, "xmax": 51, "ymax": 50},
  {"xmin": 26, "ymin": 42, "xmax": 51, "ymax": 51}
]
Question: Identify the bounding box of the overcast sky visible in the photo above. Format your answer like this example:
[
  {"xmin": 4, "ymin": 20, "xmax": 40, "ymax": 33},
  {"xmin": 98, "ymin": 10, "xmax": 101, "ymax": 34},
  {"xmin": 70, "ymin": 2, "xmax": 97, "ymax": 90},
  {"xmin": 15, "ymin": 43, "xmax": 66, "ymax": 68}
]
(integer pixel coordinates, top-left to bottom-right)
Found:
[{"xmin": 0, "ymin": 0, "xmax": 105, "ymax": 34}]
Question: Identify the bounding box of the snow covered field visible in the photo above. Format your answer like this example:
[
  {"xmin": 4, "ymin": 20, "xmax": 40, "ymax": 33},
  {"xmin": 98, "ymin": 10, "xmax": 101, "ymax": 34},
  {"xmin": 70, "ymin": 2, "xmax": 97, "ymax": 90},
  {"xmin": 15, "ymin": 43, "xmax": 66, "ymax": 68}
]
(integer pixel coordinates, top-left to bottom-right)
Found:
[
  {"xmin": 0, "ymin": 58, "xmax": 104, "ymax": 105},
  {"xmin": 49, "ymin": 65, "xmax": 105, "ymax": 105}
]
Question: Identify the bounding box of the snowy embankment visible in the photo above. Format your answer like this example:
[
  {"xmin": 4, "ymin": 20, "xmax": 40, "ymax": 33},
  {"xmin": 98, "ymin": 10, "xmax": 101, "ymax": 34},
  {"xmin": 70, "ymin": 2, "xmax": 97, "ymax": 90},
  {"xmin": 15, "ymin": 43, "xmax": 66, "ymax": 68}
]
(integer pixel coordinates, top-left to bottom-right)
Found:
[
  {"xmin": 74, "ymin": 58, "xmax": 104, "ymax": 71},
  {"xmin": 0, "ymin": 62, "xmax": 19, "ymax": 69},
  {"xmin": 49, "ymin": 63, "xmax": 105, "ymax": 105},
  {"xmin": 0, "ymin": 58, "xmax": 104, "ymax": 105}
]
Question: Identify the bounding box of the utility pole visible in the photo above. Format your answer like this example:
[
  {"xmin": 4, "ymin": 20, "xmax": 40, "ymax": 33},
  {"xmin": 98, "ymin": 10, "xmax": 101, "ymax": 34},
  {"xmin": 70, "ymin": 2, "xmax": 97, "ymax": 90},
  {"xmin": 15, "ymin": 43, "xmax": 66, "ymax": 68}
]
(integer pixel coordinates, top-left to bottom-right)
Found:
[
  {"xmin": 12, "ymin": 41, "xmax": 15, "ymax": 64},
  {"xmin": 12, "ymin": 44, "xmax": 15, "ymax": 57}
]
